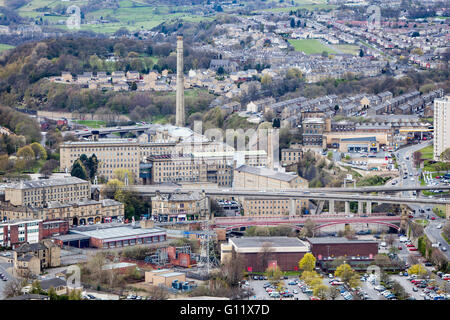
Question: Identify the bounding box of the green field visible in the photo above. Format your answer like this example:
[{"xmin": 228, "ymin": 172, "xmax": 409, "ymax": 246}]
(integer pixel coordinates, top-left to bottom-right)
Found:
[
  {"xmin": 16, "ymin": 0, "xmax": 214, "ymax": 33},
  {"xmin": 419, "ymin": 145, "xmax": 434, "ymax": 160},
  {"xmin": 75, "ymin": 120, "xmax": 106, "ymax": 128},
  {"xmin": 0, "ymin": 44, "xmax": 14, "ymax": 52},
  {"xmin": 288, "ymin": 39, "xmax": 337, "ymax": 55}
]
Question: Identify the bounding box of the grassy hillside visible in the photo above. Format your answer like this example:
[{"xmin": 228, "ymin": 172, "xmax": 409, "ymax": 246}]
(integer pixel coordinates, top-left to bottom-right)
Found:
[{"xmin": 13, "ymin": 0, "xmax": 214, "ymax": 33}]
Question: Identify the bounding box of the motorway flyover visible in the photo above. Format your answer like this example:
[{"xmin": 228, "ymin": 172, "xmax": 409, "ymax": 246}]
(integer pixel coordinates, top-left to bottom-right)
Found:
[{"xmin": 123, "ymin": 185, "xmax": 450, "ymax": 217}]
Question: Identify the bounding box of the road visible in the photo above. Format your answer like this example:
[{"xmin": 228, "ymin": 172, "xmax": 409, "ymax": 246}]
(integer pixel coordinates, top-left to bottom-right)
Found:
[
  {"xmin": 396, "ymin": 140, "xmax": 450, "ymax": 260},
  {"xmin": 0, "ymin": 258, "xmax": 14, "ymax": 299}
]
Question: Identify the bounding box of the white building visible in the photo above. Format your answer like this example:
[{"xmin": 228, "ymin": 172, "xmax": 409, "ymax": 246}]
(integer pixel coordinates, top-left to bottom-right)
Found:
[{"xmin": 433, "ymin": 96, "xmax": 450, "ymax": 161}]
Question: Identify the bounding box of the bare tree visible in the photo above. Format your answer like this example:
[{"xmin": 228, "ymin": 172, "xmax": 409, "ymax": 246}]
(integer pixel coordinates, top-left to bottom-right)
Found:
[
  {"xmin": 407, "ymin": 254, "xmax": 420, "ymax": 266},
  {"xmin": 147, "ymin": 285, "xmax": 169, "ymax": 300},
  {"xmin": 430, "ymin": 249, "xmax": 447, "ymax": 271},
  {"xmin": 386, "ymin": 234, "xmax": 396, "ymax": 247},
  {"xmin": 300, "ymin": 219, "xmax": 316, "ymax": 237},
  {"xmin": 220, "ymin": 250, "xmax": 245, "ymax": 288},
  {"xmin": 258, "ymin": 242, "xmax": 274, "ymax": 271},
  {"xmin": 3, "ymin": 278, "xmax": 24, "ymax": 298},
  {"xmin": 328, "ymin": 286, "xmax": 340, "ymax": 300}
]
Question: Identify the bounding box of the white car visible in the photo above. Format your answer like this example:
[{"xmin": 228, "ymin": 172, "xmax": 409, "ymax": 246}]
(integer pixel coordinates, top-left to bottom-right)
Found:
[{"xmin": 436, "ymin": 224, "xmax": 443, "ymax": 229}]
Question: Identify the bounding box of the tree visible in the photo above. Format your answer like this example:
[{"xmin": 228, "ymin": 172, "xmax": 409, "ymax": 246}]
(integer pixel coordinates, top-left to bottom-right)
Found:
[
  {"xmin": 328, "ymin": 286, "xmax": 340, "ymax": 300},
  {"xmin": 290, "ymin": 18, "xmax": 295, "ymax": 28},
  {"xmin": 17, "ymin": 145, "xmax": 35, "ymax": 161},
  {"xmin": 47, "ymin": 287, "xmax": 58, "ymax": 300},
  {"xmin": 258, "ymin": 242, "xmax": 274, "ymax": 271},
  {"xmin": 313, "ymin": 284, "xmax": 329, "ymax": 300},
  {"xmin": 40, "ymin": 159, "xmax": 59, "ymax": 177},
  {"xmin": 300, "ymin": 218, "xmax": 316, "ymax": 237},
  {"xmin": 334, "ymin": 263, "xmax": 357, "ymax": 284},
  {"xmin": 3, "ymin": 278, "xmax": 23, "ymax": 298},
  {"xmin": 30, "ymin": 142, "xmax": 47, "ymax": 160},
  {"xmin": 101, "ymin": 179, "xmax": 125, "ymax": 199},
  {"xmin": 440, "ymin": 148, "xmax": 450, "ymax": 162},
  {"xmin": 70, "ymin": 159, "xmax": 87, "ymax": 180},
  {"xmin": 386, "ymin": 234, "xmax": 396, "ymax": 247},
  {"xmin": 298, "ymin": 253, "xmax": 316, "ymax": 272},
  {"xmin": 68, "ymin": 289, "xmax": 82, "ymax": 300},
  {"xmin": 374, "ymin": 254, "xmax": 391, "ymax": 269},
  {"xmin": 217, "ymin": 66, "xmax": 224, "ymax": 75},
  {"xmin": 114, "ymin": 43, "xmax": 127, "ymax": 58},
  {"xmin": 147, "ymin": 285, "xmax": 169, "ymax": 300},
  {"xmin": 220, "ymin": 250, "xmax": 245, "ymax": 288},
  {"xmin": 261, "ymin": 74, "xmax": 272, "ymax": 86},
  {"xmin": 286, "ymin": 68, "xmax": 302, "ymax": 80},
  {"xmin": 113, "ymin": 168, "xmax": 135, "ymax": 184},
  {"xmin": 348, "ymin": 274, "xmax": 361, "ymax": 289},
  {"xmin": 407, "ymin": 264, "xmax": 427, "ymax": 277},
  {"xmin": 86, "ymin": 154, "xmax": 98, "ymax": 179},
  {"xmin": 265, "ymin": 265, "xmax": 283, "ymax": 282}
]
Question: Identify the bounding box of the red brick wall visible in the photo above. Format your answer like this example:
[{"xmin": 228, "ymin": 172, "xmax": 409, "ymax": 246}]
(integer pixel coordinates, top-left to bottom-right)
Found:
[
  {"xmin": 310, "ymin": 242, "xmax": 378, "ymax": 260},
  {"xmin": 41, "ymin": 221, "xmax": 69, "ymax": 238},
  {"xmin": 89, "ymin": 237, "xmax": 103, "ymax": 248},
  {"xmin": 238, "ymin": 252, "xmax": 306, "ymax": 272},
  {"xmin": 8, "ymin": 225, "xmax": 18, "ymax": 248}
]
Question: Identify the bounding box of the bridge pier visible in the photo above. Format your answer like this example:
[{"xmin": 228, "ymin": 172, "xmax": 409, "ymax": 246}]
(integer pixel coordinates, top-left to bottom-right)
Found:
[
  {"xmin": 358, "ymin": 201, "xmax": 363, "ymax": 215},
  {"xmin": 289, "ymin": 198, "xmax": 296, "ymax": 217},
  {"xmin": 329, "ymin": 200, "xmax": 335, "ymax": 215},
  {"xmin": 345, "ymin": 201, "xmax": 350, "ymax": 215},
  {"xmin": 366, "ymin": 201, "xmax": 372, "ymax": 215}
]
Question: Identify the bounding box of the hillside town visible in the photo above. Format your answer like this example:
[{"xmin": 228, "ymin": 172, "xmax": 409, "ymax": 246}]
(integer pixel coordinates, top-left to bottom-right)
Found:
[{"xmin": 0, "ymin": 0, "xmax": 449, "ymax": 305}]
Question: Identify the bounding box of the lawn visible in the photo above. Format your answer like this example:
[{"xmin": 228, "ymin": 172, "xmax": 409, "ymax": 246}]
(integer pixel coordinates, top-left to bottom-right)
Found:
[
  {"xmin": 0, "ymin": 44, "xmax": 14, "ymax": 53},
  {"xmin": 433, "ymin": 206, "xmax": 446, "ymax": 219},
  {"xmin": 75, "ymin": 120, "xmax": 106, "ymax": 128},
  {"xmin": 414, "ymin": 219, "xmax": 429, "ymax": 227},
  {"xmin": 288, "ymin": 39, "xmax": 337, "ymax": 55},
  {"xmin": 419, "ymin": 145, "xmax": 434, "ymax": 160}
]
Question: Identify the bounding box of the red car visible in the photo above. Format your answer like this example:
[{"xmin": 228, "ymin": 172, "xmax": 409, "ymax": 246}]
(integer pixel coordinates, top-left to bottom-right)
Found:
[
  {"xmin": 408, "ymin": 215, "xmax": 414, "ymax": 218},
  {"xmin": 406, "ymin": 244, "xmax": 415, "ymax": 247},
  {"xmin": 435, "ymin": 176, "xmax": 441, "ymax": 179},
  {"xmin": 398, "ymin": 246, "xmax": 403, "ymax": 250},
  {"xmin": 431, "ymin": 217, "xmax": 436, "ymax": 220},
  {"xmin": 409, "ymin": 248, "xmax": 418, "ymax": 251}
]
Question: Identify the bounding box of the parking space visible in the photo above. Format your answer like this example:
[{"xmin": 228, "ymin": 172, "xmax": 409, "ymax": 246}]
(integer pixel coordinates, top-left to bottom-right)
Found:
[
  {"xmin": 391, "ymin": 275, "xmax": 423, "ymax": 300},
  {"xmin": 247, "ymin": 276, "xmax": 311, "ymax": 300}
]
